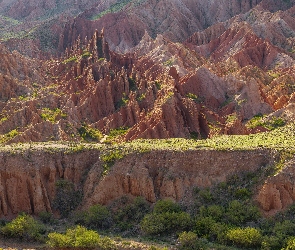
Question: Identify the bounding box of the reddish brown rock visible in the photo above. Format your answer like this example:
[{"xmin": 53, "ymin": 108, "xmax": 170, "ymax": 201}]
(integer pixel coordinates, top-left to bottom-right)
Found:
[
  {"xmin": 0, "ymin": 147, "xmax": 275, "ymax": 217},
  {"xmin": 256, "ymin": 157, "xmax": 295, "ymax": 216}
]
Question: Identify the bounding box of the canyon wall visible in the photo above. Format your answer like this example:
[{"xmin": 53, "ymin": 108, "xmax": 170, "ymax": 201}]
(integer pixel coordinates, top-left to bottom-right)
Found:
[{"xmin": 0, "ymin": 146, "xmax": 277, "ymax": 218}]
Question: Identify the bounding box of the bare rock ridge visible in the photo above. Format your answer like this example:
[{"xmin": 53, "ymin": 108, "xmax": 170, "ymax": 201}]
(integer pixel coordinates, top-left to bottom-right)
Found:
[
  {"xmin": 1, "ymin": 12, "xmax": 295, "ymax": 143},
  {"xmin": 0, "ymin": 147, "xmax": 276, "ymax": 217},
  {"xmin": 0, "ymin": 0, "xmax": 269, "ymax": 55}
]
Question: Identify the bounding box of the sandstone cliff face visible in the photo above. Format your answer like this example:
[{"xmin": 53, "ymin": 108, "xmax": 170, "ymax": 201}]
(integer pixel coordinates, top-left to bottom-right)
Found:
[
  {"xmin": 256, "ymin": 157, "xmax": 295, "ymax": 216},
  {"xmin": 0, "ymin": 147, "xmax": 275, "ymax": 217},
  {"xmin": 83, "ymin": 148, "xmax": 275, "ymax": 207},
  {"xmin": 0, "ymin": 148, "xmax": 100, "ymax": 217}
]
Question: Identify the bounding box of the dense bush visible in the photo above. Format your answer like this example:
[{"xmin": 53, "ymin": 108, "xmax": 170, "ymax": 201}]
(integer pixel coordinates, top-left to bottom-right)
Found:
[
  {"xmin": 110, "ymin": 196, "xmax": 150, "ymax": 232},
  {"xmin": 47, "ymin": 225, "xmax": 117, "ymax": 249},
  {"xmin": 273, "ymin": 220, "xmax": 295, "ymax": 240},
  {"xmin": 153, "ymin": 199, "xmax": 182, "ymax": 214},
  {"xmin": 177, "ymin": 231, "xmax": 206, "ymax": 250},
  {"xmin": 284, "ymin": 237, "xmax": 295, "ymax": 250},
  {"xmin": 224, "ymin": 200, "xmax": 261, "ymax": 226},
  {"xmin": 74, "ymin": 204, "xmax": 112, "ymax": 230},
  {"xmin": 195, "ymin": 216, "xmax": 217, "ymax": 237},
  {"xmin": 198, "ymin": 205, "xmax": 224, "ymax": 221},
  {"xmin": 38, "ymin": 211, "xmax": 54, "ymax": 224},
  {"xmin": 52, "ymin": 179, "xmax": 82, "ymax": 218},
  {"xmin": 1, "ymin": 213, "xmax": 45, "ymax": 241},
  {"xmin": 141, "ymin": 199, "xmax": 192, "ymax": 235},
  {"xmin": 141, "ymin": 212, "xmax": 192, "ymax": 235},
  {"xmin": 261, "ymin": 235, "xmax": 282, "ymax": 250},
  {"xmin": 226, "ymin": 227, "xmax": 262, "ymax": 248},
  {"xmin": 78, "ymin": 124, "xmax": 102, "ymax": 142}
]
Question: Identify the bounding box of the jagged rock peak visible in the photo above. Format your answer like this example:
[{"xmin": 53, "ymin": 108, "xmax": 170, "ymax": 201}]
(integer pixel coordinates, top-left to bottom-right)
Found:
[{"xmin": 88, "ymin": 29, "xmax": 110, "ymax": 61}]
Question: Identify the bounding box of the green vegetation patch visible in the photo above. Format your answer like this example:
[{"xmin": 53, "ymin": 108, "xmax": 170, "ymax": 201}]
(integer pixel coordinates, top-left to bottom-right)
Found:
[
  {"xmin": 82, "ymin": 51, "xmax": 92, "ymax": 58},
  {"xmin": 128, "ymin": 77, "xmax": 137, "ymax": 91},
  {"xmin": 141, "ymin": 199, "xmax": 192, "ymax": 235},
  {"xmin": 0, "ymin": 129, "xmax": 19, "ymax": 143},
  {"xmin": 91, "ymin": 0, "xmax": 132, "ymax": 20},
  {"xmin": 186, "ymin": 93, "xmax": 203, "ymax": 103},
  {"xmin": 100, "ymin": 148, "xmax": 127, "ymax": 176},
  {"xmin": 62, "ymin": 56, "xmax": 78, "ymax": 64},
  {"xmin": 246, "ymin": 114, "xmax": 285, "ymax": 130},
  {"xmin": 0, "ymin": 213, "xmax": 45, "ymax": 241},
  {"xmin": 105, "ymin": 127, "xmax": 129, "ymax": 144},
  {"xmin": 52, "ymin": 180, "xmax": 82, "ymax": 218},
  {"xmin": 47, "ymin": 225, "xmax": 117, "ymax": 249},
  {"xmin": 115, "ymin": 95, "xmax": 129, "ymax": 110},
  {"xmin": 124, "ymin": 122, "xmax": 295, "ymax": 151},
  {"xmin": 40, "ymin": 108, "xmax": 67, "ymax": 123},
  {"xmin": 78, "ymin": 125, "xmax": 103, "ymax": 142}
]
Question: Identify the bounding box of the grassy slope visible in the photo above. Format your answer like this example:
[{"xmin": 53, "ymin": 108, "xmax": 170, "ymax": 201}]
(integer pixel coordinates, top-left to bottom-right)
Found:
[{"xmin": 1, "ymin": 122, "xmax": 295, "ymax": 151}]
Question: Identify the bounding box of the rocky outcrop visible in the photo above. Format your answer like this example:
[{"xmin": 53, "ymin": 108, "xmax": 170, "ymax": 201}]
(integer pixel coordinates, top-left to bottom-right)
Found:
[
  {"xmin": 256, "ymin": 156, "xmax": 295, "ymax": 216},
  {"xmin": 0, "ymin": 146, "xmax": 275, "ymax": 217},
  {"xmin": 1, "ymin": 2, "xmax": 295, "ymax": 143},
  {"xmin": 0, "ymin": 148, "xmax": 100, "ymax": 217}
]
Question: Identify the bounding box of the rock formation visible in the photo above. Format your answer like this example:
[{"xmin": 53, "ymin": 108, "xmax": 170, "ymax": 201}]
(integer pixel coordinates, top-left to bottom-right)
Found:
[{"xmin": 0, "ymin": 146, "xmax": 275, "ymax": 217}]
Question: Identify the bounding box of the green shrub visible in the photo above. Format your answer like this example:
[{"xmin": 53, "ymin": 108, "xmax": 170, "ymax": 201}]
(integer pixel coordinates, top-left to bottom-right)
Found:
[
  {"xmin": 63, "ymin": 56, "xmax": 77, "ymax": 64},
  {"xmin": 225, "ymin": 200, "xmax": 261, "ymax": 226},
  {"xmin": 272, "ymin": 220, "xmax": 295, "ymax": 244},
  {"xmin": 195, "ymin": 216, "xmax": 217, "ymax": 238},
  {"xmin": 38, "ymin": 211, "xmax": 54, "ymax": 224},
  {"xmin": 1, "ymin": 213, "xmax": 45, "ymax": 241},
  {"xmin": 101, "ymin": 149, "xmax": 126, "ymax": 176},
  {"xmin": 177, "ymin": 231, "xmax": 201, "ymax": 250},
  {"xmin": 52, "ymin": 180, "xmax": 82, "ymax": 218},
  {"xmin": 208, "ymin": 222, "xmax": 231, "ymax": 244},
  {"xmin": 198, "ymin": 188, "xmax": 214, "ymax": 203},
  {"xmin": 246, "ymin": 114, "xmax": 285, "ymax": 130},
  {"xmin": 155, "ymin": 81, "xmax": 162, "ymax": 90},
  {"xmin": 82, "ymin": 51, "xmax": 91, "ymax": 58},
  {"xmin": 141, "ymin": 212, "xmax": 192, "ymax": 235},
  {"xmin": 78, "ymin": 125, "xmax": 103, "ymax": 142},
  {"xmin": 110, "ymin": 196, "xmax": 150, "ymax": 232},
  {"xmin": 199, "ymin": 205, "xmax": 224, "ymax": 221},
  {"xmin": 226, "ymin": 227, "xmax": 262, "ymax": 248},
  {"xmin": 128, "ymin": 77, "xmax": 137, "ymax": 91},
  {"xmin": 148, "ymin": 246, "xmax": 169, "ymax": 250},
  {"xmin": 47, "ymin": 225, "xmax": 117, "ymax": 249},
  {"xmin": 284, "ymin": 237, "xmax": 295, "ymax": 250},
  {"xmin": 234, "ymin": 188, "xmax": 251, "ymax": 200},
  {"xmin": 0, "ymin": 129, "xmax": 19, "ymax": 143},
  {"xmin": 261, "ymin": 235, "xmax": 282, "ymax": 250},
  {"xmin": 115, "ymin": 95, "xmax": 129, "ymax": 109},
  {"xmin": 186, "ymin": 93, "xmax": 203, "ymax": 103},
  {"xmin": 153, "ymin": 199, "xmax": 181, "ymax": 214},
  {"xmin": 74, "ymin": 204, "xmax": 112, "ymax": 230},
  {"xmin": 105, "ymin": 127, "xmax": 129, "ymax": 144},
  {"xmin": 40, "ymin": 108, "xmax": 67, "ymax": 123}
]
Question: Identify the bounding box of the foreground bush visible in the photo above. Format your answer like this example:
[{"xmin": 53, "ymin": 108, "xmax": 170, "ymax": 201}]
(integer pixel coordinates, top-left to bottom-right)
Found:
[
  {"xmin": 1, "ymin": 213, "xmax": 45, "ymax": 241},
  {"xmin": 74, "ymin": 204, "xmax": 112, "ymax": 230},
  {"xmin": 141, "ymin": 212, "xmax": 192, "ymax": 235},
  {"xmin": 177, "ymin": 231, "xmax": 207, "ymax": 250},
  {"xmin": 141, "ymin": 199, "xmax": 192, "ymax": 235},
  {"xmin": 284, "ymin": 237, "xmax": 295, "ymax": 250},
  {"xmin": 109, "ymin": 196, "xmax": 150, "ymax": 232},
  {"xmin": 47, "ymin": 225, "xmax": 117, "ymax": 249},
  {"xmin": 226, "ymin": 227, "xmax": 262, "ymax": 248}
]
